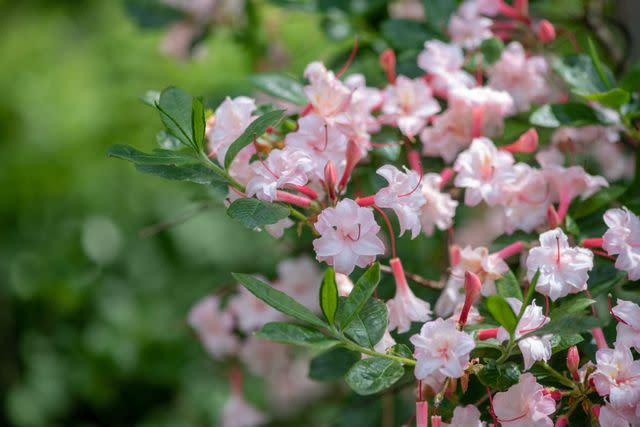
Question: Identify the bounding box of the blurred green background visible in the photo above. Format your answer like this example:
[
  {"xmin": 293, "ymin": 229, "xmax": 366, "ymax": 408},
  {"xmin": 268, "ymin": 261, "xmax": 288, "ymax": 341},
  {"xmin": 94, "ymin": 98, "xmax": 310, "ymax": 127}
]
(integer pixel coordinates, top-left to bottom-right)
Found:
[{"xmin": 0, "ymin": 1, "xmax": 340, "ymax": 426}]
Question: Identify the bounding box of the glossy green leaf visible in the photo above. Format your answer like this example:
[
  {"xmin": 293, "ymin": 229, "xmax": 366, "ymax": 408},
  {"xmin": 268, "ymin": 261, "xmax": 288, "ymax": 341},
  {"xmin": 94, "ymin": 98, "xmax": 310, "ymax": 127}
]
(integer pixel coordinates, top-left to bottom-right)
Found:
[
  {"xmin": 522, "ymin": 270, "xmax": 540, "ymax": 308},
  {"xmin": 107, "ymin": 144, "xmax": 195, "ymax": 165},
  {"xmin": 553, "ymin": 54, "xmax": 614, "ymax": 95},
  {"xmin": 256, "ymin": 322, "xmax": 338, "ymax": 350},
  {"xmin": 422, "ymin": 0, "xmax": 456, "ymax": 32},
  {"xmin": 551, "ymin": 294, "xmax": 595, "ymax": 318},
  {"xmin": 530, "ymin": 103, "xmax": 612, "ymax": 128},
  {"xmin": 345, "ymin": 358, "xmax": 404, "ymax": 395},
  {"xmin": 580, "ymin": 88, "xmax": 630, "ymax": 109},
  {"xmin": 140, "ymin": 90, "xmax": 160, "ymax": 107},
  {"xmin": 192, "ymin": 97, "xmax": 206, "ymax": 149},
  {"xmin": 224, "ymin": 109, "xmax": 285, "ymax": 169},
  {"xmin": 157, "ymin": 86, "xmax": 196, "ymax": 149},
  {"xmin": 388, "ymin": 344, "xmax": 412, "ymax": 359},
  {"xmin": 621, "ymin": 61, "xmax": 640, "ymax": 92},
  {"xmin": 344, "ymin": 298, "xmax": 388, "ymax": 349},
  {"xmin": 336, "ymin": 263, "xmax": 381, "ymax": 329},
  {"xmin": 480, "ymin": 37, "xmax": 504, "ymax": 65},
  {"xmin": 156, "ymin": 130, "xmax": 183, "ymax": 150},
  {"xmin": 309, "ymin": 347, "xmax": 361, "ymax": 381},
  {"xmin": 550, "ymin": 333, "xmax": 584, "ymax": 354},
  {"xmin": 525, "ymin": 315, "xmax": 601, "ymax": 337},
  {"xmin": 381, "ymin": 19, "xmax": 433, "ymax": 51},
  {"xmin": 571, "ymin": 185, "xmax": 626, "ymax": 219},
  {"xmin": 485, "ymin": 295, "xmax": 517, "ymax": 334},
  {"xmin": 320, "ymin": 268, "xmax": 339, "ymax": 325},
  {"xmin": 232, "ymin": 273, "xmax": 327, "ymax": 328},
  {"xmin": 564, "ymin": 214, "xmax": 580, "ymax": 236},
  {"xmin": 227, "ymin": 198, "xmax": 290, "ymax": 229},
  {"xmin": 250, "ymin": 74, "xmax": 307, "ymax": 106},
  {"xmin": 587, "ymin": 38, "xmax": 613, "ymax": 90},
  {"xmin": 477, "ymin": 360, "xmax": 520, "ymax": 391},
  {"xmin": 495, "ymin": 270, "xmax": 523, "ymax": 301}
]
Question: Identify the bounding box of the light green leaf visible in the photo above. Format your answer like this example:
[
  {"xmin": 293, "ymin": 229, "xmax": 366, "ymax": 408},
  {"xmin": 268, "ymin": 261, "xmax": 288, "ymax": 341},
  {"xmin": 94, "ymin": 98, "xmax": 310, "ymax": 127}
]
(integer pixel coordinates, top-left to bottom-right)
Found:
[
  {"xmin": 232, "ymin": 273, "xmax": 327, "ymax": 328},
  {"xmin": 580, "ymin": 88, "xmax": 630, "ymax": 109},
  {"xmin": 192, "ymin": 97, "xmax": 206, "ymax": 149},
  {"xmin": 250, "ymin": 74, "xmax": 307, "ymax": 106},
  {"xmin": 140, "ymin": 90, "xmax": 160, "ymax": 107},
  {"xmin": 495, "ymin": 270, "xmax": 523, "ymax": 301},
  {"xmin": 256, "ymin": 322, "xmax": 338, "ymax": 350},
  {"xmin": 320, "ymin": 268, "xmax": 339, "ymax": 325},
  {"xmin": 224, "ymin": 109, "xmax": 285, "ymax": 169},
  {"xmin": 157, "ymin": 86, "xmax": 196, "ymax": 149},
  {"xmin": 345, "ymin": 358, "xmax": 404, "ymax": 395},
  {"xmin": 336, "ymin": 263, "xmax": 381, "ymax": 329},
  {"xmin": 343, "ymin": 298, "xmax": 388, "ymax": 349},
  {"xmin": 485, "ymin": 295, "xmax": 517, "ymax": 334},
  {"xmin": 553, "ymin": 54, "xmax": 614, "ymax": 95},
  {"xmin": 226, "ymin": 198, "xmax": 290, "ymax": 229},
  {"xmin": 587, "ymin": 38, "xmax": 613, "ymax": 90}
]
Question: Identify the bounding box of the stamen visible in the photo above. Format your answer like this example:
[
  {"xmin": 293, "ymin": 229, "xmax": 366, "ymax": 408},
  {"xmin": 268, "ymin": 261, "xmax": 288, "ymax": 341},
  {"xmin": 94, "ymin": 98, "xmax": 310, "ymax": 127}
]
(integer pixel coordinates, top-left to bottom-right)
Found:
[
  {"xmin": 519, "ymin": 295, "xmax": 549, "ymax": 334},
  {"xmin": 347, "ymin": 224, "xmax": 361, "ymax": 241},
  {"xmin": 373, "ymin": 205, "xmax": 397, "ymax": 259},
  {"xmin": 336, "ymin": 37, "xmax": 359, "ymax": 78},
  {"xmin": 321, "ymin": 123, "xmax": 329, "ymax": 151},
  {"xmin": 399, "ymin": 173, "xmax": 424, "ymax": 198},
  {"xmin": 254, "ymin": 137, "xmax": 280, "ymax": 180},
  {"xmin": 608, "ymin": 294, "xmax": 629, "ymax": 325},
  {"xmin": 556, "ymin": 234, "xmax": 561, "ymax": 264}
]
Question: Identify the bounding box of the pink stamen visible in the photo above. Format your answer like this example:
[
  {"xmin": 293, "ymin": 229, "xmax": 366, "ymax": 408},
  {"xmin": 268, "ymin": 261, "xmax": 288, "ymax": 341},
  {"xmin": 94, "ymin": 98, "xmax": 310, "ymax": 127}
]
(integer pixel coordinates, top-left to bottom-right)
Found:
[
  {"xmin": 347, "ymin": 224, "xmax": 361, "ymax": 242},
  {"xmin": 439, "ymin": 168, "xmax": 454, "ymax": 189},
  {"xmin": 556, "ymin": 235, "xmax": 561, "ymax": 264},
  {"xmin": 254, "ymin": 140, "xmax": 280, "ymax": 180},
  {"xmin": 471, "ymin": 106, "xmax": 484, "ymax": 138},
  {"xmin": 519, "ymin": 295, "xmax": 550, "ymax": 334},
  {"xmin": 608, "ymin": 294, "xmax": 629, "ymax": 325},
  {"xmin": 287, "ymin": 184, "xmax": 318, "ymax": 200},
  {"xmin": 373, "ymin": 205, "xmax": 397, "ymax": 259},
  {"xmin": 276, "ymin": 191, "xmax": 311, "ymax": 208},
  {"xmin": 336, "ymin": 37, "xmax": 359, "ymax": 78},
  {"xmin": 356, "ymin": 195, "xmax": 376, "ymax": 207},
  {"xmin": 399, "ymin": 173, "xmax": 424, "ymax": 198},
  {"xmin": 495, "ymin": 241, "xmax": 524, "ymax": 260},
  {"xmin": 407, "ymin": 149, "xmax": 423, "ymax": 175},
  {"xmin": 581, "ymin": 237, "xmax": 603, "ymax": 248}
]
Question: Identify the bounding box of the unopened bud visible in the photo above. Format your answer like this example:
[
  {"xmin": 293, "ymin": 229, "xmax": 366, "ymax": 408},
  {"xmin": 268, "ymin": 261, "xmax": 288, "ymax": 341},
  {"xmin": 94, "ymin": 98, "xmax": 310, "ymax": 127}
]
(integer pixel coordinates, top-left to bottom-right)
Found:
[
  {"xmin": 477, "ymin": 327, "xmax": 499, "ymax": 340},
  {"xmin": 339, "ymin": 140, "xmax": 362, "ymax": 190},
  {"xmin": 567, "ymin": 346, "xmax": 580, "ymax": 381},
  {"xmin": 554, "ymin": 415, "xmax": 568, "ymax": 427},
  {"xmin": 459, "ymin": 271, "xmax": 482, "ymax": 328},
  {"xmin": 431, "ymin": 415, "xmax": 442, "ymax": 427},
  {"xmin": 502, "ymin": 128, "xmax": 538, "ymax": 153},
  {"xmin": 324, "ymin": 160, "xmax": 337, "ymax": 200},
  {"xmin": 416, "ymin": 401, "xmax": 428, "ymax": 427},
  {"xmin": 537, "ymin": 19, "xmax": 556, "ymax": 44},
  {"xmin": 449, "ymin": 244, "xmax": 461, "ymax": 267},
  {"xmin": 379, "ymin": 48, "xmax": 397, "ymax": 84},
  {"xmin": 547, "ymin": 204, "xmax": 560, "ymax": 228},
  {"xmin": 592, "ymin": 404, "xmax": 601, "ymax": 418}
]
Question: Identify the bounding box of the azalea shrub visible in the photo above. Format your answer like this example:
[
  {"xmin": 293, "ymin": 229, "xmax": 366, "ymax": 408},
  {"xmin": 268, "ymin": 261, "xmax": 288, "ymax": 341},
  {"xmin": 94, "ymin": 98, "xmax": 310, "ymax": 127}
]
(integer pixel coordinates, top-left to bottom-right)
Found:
[{"xmin": 112, "ymin": 0, "xmax": 640, "ymax": 426}]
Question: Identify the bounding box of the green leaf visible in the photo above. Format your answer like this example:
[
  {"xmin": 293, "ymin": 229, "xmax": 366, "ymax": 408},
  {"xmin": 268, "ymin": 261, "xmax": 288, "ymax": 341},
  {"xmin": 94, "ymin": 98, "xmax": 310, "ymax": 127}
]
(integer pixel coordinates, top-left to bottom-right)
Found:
[
  {"xmin": 232, "ymin": 273, "xmax": 327, "ymax": 328},
  {"xmin": 381, "ymin": 19, "xmax": 433, "ymax": 51},
  {"xmin": 587, "ymin": 38, "xmax": 613, "ymax": 90},
  {"xmin": 526, "ymin": 315, "xmax": 601, "ymax": 337},
  {"xmin": 320, "ymin": 268, "xmax": 339, "ymax": 325},
  {"xmin": 551, "ymin": 333, "xmax": 584, "ymax": 354},
  {"xmin": 551, "ymin": 294, "xmax": 595, "ymax": 318},
  {"xmin": 485, "ymin": 295, "xmax": 517, "ymax": 334},
  {"xmin": 530, "ymin": 103, "xmax": 612, "ymax": 128},
  {"xmin": 495, "ymin": 270, "xmax": 523, "ymax": 301},
  {"xmin": 227, "ymin": 198, "xmax": 290, "ymax": 230},
  {"xmin": 140, "ymin": 90, "xmax": 160, "ymax": 107},
  {"xmin": 523, "ymin": 270, "xmax": 540, "ymax": 308},
  {"xmin": 345, "ymin": 358, "xmax": 404, "ymax": 395},
  {"xmin": 477, "ymin": 360, "xmax": 520, "ymax": 391},
  {"xmin": 309, "ymin": 347, "xmax": 361, "ymax": 381},
  {"xmin": 224, "ymin": 109, "xmax": 285, "ymax": 169},
  {"xmin": 107, "ymin": 144, "xmax": 195, "ymax": 165},
  {"xmin": 124, "ymin": 0, "xmax": 183, "ymax": 29},
  {"xmin": 192, "ymin": 97, "xmax": 206, "ymax": 149},
  {"xmin": 336, "ymin": 263, "xmax": 381, "ymax": 329},
  {"xmin": 564, "ymin": 214, "xmax": 580, "ymax": 236},
  {"xmin": 553, "ymin": 54, "xmax": 614, "ymax": 95},
  {"xmin": 422, "ymin": 0, "xmax": 456, "ymax": 32},
  {"xmin": 621, "ymin": 61, "xmax": 640, "ymax": 92},
  {"xmin": 157, "ymin": 86, "xmax": 197, "ymax": 149},
  {"xmin": 250, "ymin": 74, "xmax": 307, "ymax": 106},
  {"xmin": 344, "ymin": 298, "xmax": 388, "ymax": 349},
  {"xmin": 480, "ymin": 37, "xmax": 504, "ymax": 65},
  {"xmin": 156, "ymin": 130, "xmax": 183, "ymax": 150},
  {"xmin": 571, "ymin": 185, "xmax": 626, "ymax": 219},
  {"xmin": 256, "ymin": 322, "xmax": 338, "ymax": 350},
  {"xmin": 388, "ymin": 344, "xmax": 412, "ymax": 359},
  {"xmin": 580, "ymin": 88, "xmax": 630, "ymax": 109}
]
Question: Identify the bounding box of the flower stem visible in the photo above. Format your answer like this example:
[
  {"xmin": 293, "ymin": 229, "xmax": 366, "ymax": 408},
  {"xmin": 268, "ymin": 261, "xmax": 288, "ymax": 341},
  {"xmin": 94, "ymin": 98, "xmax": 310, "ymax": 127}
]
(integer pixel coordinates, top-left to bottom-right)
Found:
[
  {"xmin": 538, "ymin": 361, "xmax": 576, "ymax": 389},
  {"xmin": 342, "ymin": 340, "xmax": 416, "ymax": 366}
]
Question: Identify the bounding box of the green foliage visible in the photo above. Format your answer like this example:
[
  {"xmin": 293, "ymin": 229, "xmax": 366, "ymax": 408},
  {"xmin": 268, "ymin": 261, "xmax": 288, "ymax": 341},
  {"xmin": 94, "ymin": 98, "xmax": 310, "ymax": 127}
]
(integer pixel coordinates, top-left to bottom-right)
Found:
[
  {"xmin": 345, "ymin": 358, "xmax": 405, "ymax": 395},
  {"xmin": 156, "ymin": 86, "xmax": 201, "ymax": 151},
  {"xmin": 224, "ymin": 109, "xmax": 286, "ymax": 169},
  {"xmin": 226, "ymin": 198, "xmax": 290, "ymax": 229},
  {"xmin": 477, "ymin": 360, "xmax": 520, "ymax": 391},
  {"xmin": 381, "ymin": 19, "xmax": 433, "ymax": 51},
  {"xmin": 249, "ymin": 73, "xmax": 308, "ymax": 106},
  {"xmin": 485, "ymin": 295, "xmax": 518, "ymax": 335},
  {"xmin": 256, "ymin": 322, "xmax": 339, "ymax": 350},
  {"xmin": 343, "ymin": 298, "xmax": 388, "ymax": 349},
  {"xmin": 495, "ymin": 270, "xmax": 523, "ymax": 301},
  {"xmin": 309, "ymin": 348, "xmax": 361, "ymax": 381},
  {"xmin": 320, "ymin": 268, "xmax": 339, "ymax": 324},
  {"xmin": 422, "ymin": 0, "xmax": 456, "ymax": 33},
  {"xmin": 530, "ymin": 103, "xmax": 612, "ymax": 128},
  {"xmin": 335, "ymin": 263, "xmax": 381, "ymax": 329}
]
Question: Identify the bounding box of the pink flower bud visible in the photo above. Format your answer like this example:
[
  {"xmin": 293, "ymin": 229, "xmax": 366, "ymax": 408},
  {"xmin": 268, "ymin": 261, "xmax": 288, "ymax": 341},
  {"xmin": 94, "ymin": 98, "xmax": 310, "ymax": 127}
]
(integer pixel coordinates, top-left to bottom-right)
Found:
[
  {"xmin": 567, "ymin": 346, "xmax": 580, "ymax": 381},
  {"xmin": 407, "ymin": 148, "xmax": 423, "ymax": 175},
  {"xmin": 449, "ymin": 244, "xmax": 461, "ymax": 267},
  {"xmin": 431, "ymin": 415, "xmax": 442, "ymax": 427},
  {"xmin": 501, "ymin": 128, "xmax": 538, "ymax": 153},
  {"xmin": 543, "ymin": 388, "xmax": 562, "ymax": 400},
  {"xmin": 379, "ymin": 48, "xmax": 396, "ymax": 84},
  {"xmin": 416, "ymin": 401, "xmax": 428, "ymax": 427},
  {"xmin": 439, "ymin": 167, "xmax": 454, "ymax": 189},
  {"xmin": 554, "ymin": 415, "xmax": 568, "ymax": 427},
  {"xmin": 478, "ymin": 327, "xmax": 499, "ymax": 340},
  {"xmin": 458, "ymin": 271, "xmax": 482, "ymax": 327},
  {"xmin": 324, "ymin": 160, "xmax": 337, "ymax": 200},
  {"xmin": 581, "ymin": 237, "xmax": 603, "ymax": 249},
  {"xmin": 537, "ymin": 19, "xmax": 556, "ymax": 44},
  {"xmin": 592, "ymin": 405, "xmax": 601, "ymax": 417},
  {"xmin": 356, "ymin": 195, "xmax": 375, "ymax": 207},
  {"xmin": 547, "ymin": 204, "xmax": 560, "ymax": 228},
  {"xmin": 276, "ymin": 191, "xmax": 311, "ymax": 208},
  {"xmin": 495, "ymin": 241, "xmax": 524, "ymax": 260},
  {"xmin": 339, "ymin": 140, "xmax": 361, "ymax": 190}
]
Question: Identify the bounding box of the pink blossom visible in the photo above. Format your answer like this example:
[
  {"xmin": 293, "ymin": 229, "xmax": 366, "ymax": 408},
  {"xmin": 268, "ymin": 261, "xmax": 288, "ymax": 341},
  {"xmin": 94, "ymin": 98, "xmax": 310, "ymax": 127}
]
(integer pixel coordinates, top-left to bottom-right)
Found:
[
  {"xmin": 335, "ymin": 272, "xmax": 354, "ymax": 296},
  {"xmin": 417, "ymin": 40, "xmax": 475, "ymax": 96},
  {"xmin": 374, "ymin": 165, "xmax": 426, "ymax": 238},
  {"xmin": 208, "ymin": 96, "xmax": 256, "ymax": 163},
  {"xmin": 500, "ymin": 163, "xmax": 549, "ymax": 234},
  {"xmin": 285, "ymin": 113, "xmax": 348, "ymax": 180},
  {"xmin": 419, "ymin": 173, "xmax": 458, "ymax": 236},
  {"xmin": 303, "ymin": 61, "xmax": 351, "ymax": 122},
  {"xmin": 265, "ymin": 217, "xmax": 294, "ymax": 238},
  {"xmin": 374, "ymin": 329, "xmax": 398, "ymax": 353},
  {"xmin": 228, "ymin": 282, "xmax": 283, "ymax": 332},
  {"xmin": 496, "ymin": 298, "xmax": 552, "ymax": 370},
  {"xmin": 266, "ymin": 358, "xmax": 328, "ymax": 417},
  {"xmin": 599, "ymin": 403, "xmax": 638, "ymax": 427},
  {"xmin": 613, "ymin": 299, "xmax": 640, "ymax": 351},
  {"xmin": 603, "ymin": 207, "xmax": 640, "ymax": 281},
  {"xmin": 313, "ymin": 199, "xmax": 385, "ymax": 274},
  {"xmin": 387, "ymin": 258, "xmax": 432, "ymax": 333},
  {"xmin": 188, "ymin": 296, "xmax": 239, "ymax": 359},
  {"xmin": 454, "ymin": 137, "xmax": 516, "ymax": 206},
  {"xmin": 337, "ymin": 74, "xmax": 383, "ymax": 146},
  {"xmin": 220, "ymin": 392, "xmax": 268, "ymax": 427},
  {"xmin": 443, "ymin": 405, "xmax": 485, "ymax": 427},
  {"xmin": 488, "ymin": 42, "xmax": 554, "ymax": 112},
  {"xmin": 245, "ymin": 148, "xmax": 314, "ymax": 202},
  {"xmin": 593, "ymin": 141, "xmax": 635, "ymax": 181},
  {"xmin": 380, "ymin": 75, "xmax": 441, "ymax": 138},
  {"xmin": 410, "ymin": 318, "xmax": 475, "ymax": 379},
  {"xmin": 448, "ymin": 1, "xmax": 494, "ymax": 49},
  {"xmin": 526, "ymin": 228, "xmax": 594, "ymax": 301},
  {"xmin": 492, "ymin": 373, "xmax": 556, "ymax": 427},
  {"xmin": 421, "ymin": 87, "xmax": 513, "ymax": 163},
  {"xmin": 590, "ymin": 345, "xmax": 640, "ymax": 408},
  {"xmin": 238, "ymin": 336, "xmax": 290, "ymax": 376},
  {"xmin": 275, "ymin": 256, "xmax": 323, "ymax": 312}
]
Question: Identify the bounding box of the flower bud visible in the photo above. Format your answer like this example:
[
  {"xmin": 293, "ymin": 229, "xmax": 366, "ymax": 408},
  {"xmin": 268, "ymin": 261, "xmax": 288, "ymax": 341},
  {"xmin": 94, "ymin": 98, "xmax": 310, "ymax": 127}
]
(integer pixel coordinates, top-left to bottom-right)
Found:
[
  {"xmin": 477, "ymin": 327, "xmax": 499, "ymax": 340},
  {"xmin": 501, "ymin": 128, "xmax": 538, "ymax": 153},
  {"xmin": 379, "ymin": 48, "xmax": 396, "ymax": 84},
  {"xmin": 339, "ymin": 140, "xmax": 361, "ymax": 190},
  {"xmin": 567, "ymin": 346, "xmax": 580, "ymax": 381},
  {"xmin": 554, "ymin": 415, "xmax": 568, "ymax": 427},
  {"xmin": 407, "ymin": 148, "xmax": 423, "ymax": 175},
  {"xmin": 431, "ymin": 415, "xmax": 442, "ymax": 427},
  {"xmin": 324, "ymin": 160, "xmax": 337, "ymax": 200},
  {"xmin": 458, "ymin": 271, "xmax": 482, "ymax": 328},
  {"xmin": 592, "ymin": 405, "xmax": 601, "ymax": 418},
  {"xmin": 547, "ymin": 204, "xmax": 560, "ymax": 228},
  {"xmin": 416, "ymin": 401, "xmax": 428, "ymax": 427},
  {"xmin": 537, "ymin": 19, "xmax": 556, "ymax": 44},
  {"xmin": 449, "ymin": 244, "xmax": 461, "ymax": 267}
]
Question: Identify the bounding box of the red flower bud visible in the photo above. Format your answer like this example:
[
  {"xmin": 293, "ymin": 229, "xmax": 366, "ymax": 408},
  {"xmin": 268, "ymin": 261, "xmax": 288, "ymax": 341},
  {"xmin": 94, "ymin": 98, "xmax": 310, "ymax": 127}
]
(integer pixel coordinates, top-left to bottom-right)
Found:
[
  {"xmin": 379, "ymin": 48, "xmax": 397, "ymax": 84},
  {"xmin": 339, "ymin": 140, "xmax": 361, "ymax": 190},
  {"xmin": 554, "ymin": 415, "xmax": 568, "ymax": 427},
  {"xmin": 458, "ymin": 271, "xmax": 482, "ymax": 327},
  {"xmin": 416, "ymin": 401, "xmax": 428, "ymax": 427},
  {"xmin": 567, "ymin": 346, "xmax": 580, "ymax": 381},
  {"xmin": 324, "ymin": 160, "xmax": 337, "ymax": 200},
  {"xmin": 537, "ymin": 19, "xmax": 556, "ymax": 44},
  {"xmin": 501, "ymin": 128, "xmax": 538, "ymax": 153}
]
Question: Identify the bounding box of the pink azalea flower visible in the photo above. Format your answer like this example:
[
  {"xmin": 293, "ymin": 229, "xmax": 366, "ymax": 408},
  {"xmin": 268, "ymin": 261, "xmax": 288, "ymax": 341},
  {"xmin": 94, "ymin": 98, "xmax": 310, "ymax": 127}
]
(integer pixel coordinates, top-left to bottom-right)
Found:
[
  {"xmin": 499, "ymin": 163, "xmax": 549, "ymax": 234},
  {"xmin": 335, "ymin": 272, "xmax": 354, "ymax": 296},
  {"xmin": 220, "ymin": 392, "xmax": 268, "ymax": 427},
  {"xmin": 266, "ymin": 358, "xmax": 328, "ymax": 416},
  {"xmin": 228, "ymin": 282, "xmax": 283, "ymax": 333},
  {"xmin": 443, "ymin": 405, "xmax": 485, "ymax": 427},
  {"xmin": 245, "ymin": 148, "xmax": 314, "ymax": 202},
  {"xmin": 599, "ymin": 403, "xmax": 639, "ymax": 427},
  {"xmin": 590, "ymin": 345, "xmax": 640, "ymax": 409},
  {"xmin": 275, "ymin": 256, "xmax": 323, "ymax": 312},
  {"xmin": 603, "ymin": 207, "xmax": 640, "ymax": 281},
  {"xmin": 419, "ymin": 173, "xmax": 458, "ymax": 236},
  {"xmin": 448, "ymin": 1, "xmax": 494, "ymax": 49},
  {"xmin": 303, "ymin": 61, "xmax": 352, "ymax": 122},
  {"xmin": 312, "ymin": 199, "xmax": 385, "ymax": 274},
  {"xmin": 188, "ymin": 296, "xmax": 239, "ymax": 359},
  {"xmin": 387, "ymin": 258, "xmax": 432, "ymax": 333},
  {"xmin": 421, "ymin": 87, "xmax": 513, "ymax": 163},
  {"xmin": 496, "ymin": 298, "xmax": 552, "ymax": 370},
  {"xmin": 410, "ymin": 318, "xmax": 475, "ymax": 379},
  {"xmin": 337, "ymin": 73, "xmax": 383, "ymax": 146},
  {"xmin": 238, "ymin": 336, "xmax": 290, "ymax": 377},
  {"xmin": 380, "ymin": 75, "xmax": 441, "ymax": 138},
  {"xmin": 207, "ymin": 96, "xmax": 256, "ymax": 163},
  {"xmin": 526, "ymin": 228, "xmax": 594, "ymax": 301},
  {"xmin": 492, "ymin": 373, "xmax": 556, "ymax": 427},
  {"xmin": 417, "ymin": 40, "xmax": 475, "ymax": 96},
  {"xmin": 454, "ymin": 137, "xmax": 516, "ymax": 206},
  {"xmin": 488, "ymin": 42, "xmax": 555, "ymax": 112},
  {"xmin": 265, "ymin": 217, "xmax": 294, "ymax": 238},
  {"xmin": 612, "ymin": 299, "xmax": 640, "ymax": 351},
  {"xmin": 374, "ymin": 165, "xmax": 426, "ymax": 238},
  {"xmin": 285, "ymin": 113, "xmax": 349, "ymax": 180},
  {"xmin": 374, "ymin": 329, "xmax": 397, "ymax": 353}
]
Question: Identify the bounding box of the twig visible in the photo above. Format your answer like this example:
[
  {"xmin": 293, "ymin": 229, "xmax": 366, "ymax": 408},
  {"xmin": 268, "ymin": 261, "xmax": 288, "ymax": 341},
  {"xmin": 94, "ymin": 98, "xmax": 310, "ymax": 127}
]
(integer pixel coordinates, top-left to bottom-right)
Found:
[
  {"xmin": 139, "ymin": 200, "xmax": 218, "ymax": 238},
  {"xmin": 380, "ymin": 264, "xmax": 444, "ymax": 289}
]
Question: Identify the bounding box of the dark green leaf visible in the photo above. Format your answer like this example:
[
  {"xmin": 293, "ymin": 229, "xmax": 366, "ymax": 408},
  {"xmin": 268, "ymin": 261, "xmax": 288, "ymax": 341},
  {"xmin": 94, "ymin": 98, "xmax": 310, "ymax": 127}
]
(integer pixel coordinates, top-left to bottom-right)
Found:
[
  {"xmin": 381, "ymin": 19, "xmax": 433, "ymax": 51},
  {"xmin": 581, "ymin": 89, "xmax": 630, "ymax": 109},
  {"xmin": 553, "ymin": 54, "xmax": 614, "ymax": 95},
  {"xmin": 309, "ymin": 347, "xmax": 361, "ymax": 381},
  {"xmin": 227, "ymin": 198, "xmax": 290, "ymax": 229},
  {"xmin": 232, "ymin": 273, "xmax": 327, "ymax": 328},
  {"xmin": 480, "ymin": 37, "xmax": 504, "ymax": 65},
  {"xmin": 571, "ymin": 185, "xmax": 626, "ymax": 219},
  {"xmin": 422, "ymin": 0, "xmax": 456, "ymax": 32},
  {"xmin": 564, "ymin": 214, "xmax": 580, "ymax": 236},
  {"xmin": 551, "ymin": 294, "xmax": 595, "ymax": 318},
  {"xmin": 157, "ymin": 86, "xmax": 196, "ymax": 149},
  {"xmin": 256, "ymin": 322, "xmax": 338, "ymax": 350},
  {"xmin": 156, "ymin": 130, "xmax": 183, "ymax": 150},
  {"xmin": 224, "ymin": 109, "xmax": 285, "ymax": 169},
  {"xmin": 388, "ymin": 344, "xmax": 412, "ymax": 359},
  {"xmin": 320, "ymin": 268, "xmax": 339, "ymax": 325},
  {"xmin": 551, "ymin": 334, "xmax": 584, "ymax": 354},
  {"xmin": 530, "ymin": 103, "xmax": 612, "ymax": 128},
  {"xmin": 250, "ymin": 74, "xmax": 307, "ymax": 106},
  {"xmin": 587, "ymin": 38, "xmax": 613, "ymax": 90},
  {"xmin": 336, "ymin": 263, "xmax": 381, "ymax": 329},
  {"xmin": 107, "ymin": 144, "xmax": 195, "ymax": 165},
  {"xmin": 621, "ymin": 61, "xmax": 640, "ymax": 92},
  {"xmin": 495, "ymin": 270, "xmax": 523, "ymax": 301},
  {"xmin": 524, "ymin": 315, "xmax": 601, "ymax": 337},
  {"xmin": 344, "ymin": 298, "xmax": 388, "ymax": 348},
  {"xmin": 345, "ymin": 358, "xmax": 404, "ymax": 395},
  {"xmin": 485, "ymin": 295, "xmax": 517, "ymax": 334},
  {"xmin": 477, "ymin": 360, "xmax": 520, "ymax": 391},
  {"xmin": 192, "ymin": 97, "xmax": 206, "ymax": 149},
  {"xmin": 523, "ymin": 270, "xmax": 540, "ymax": 308},
  {"xmin": 124, "ymin": 0, "xmax": 183, "ymax": 29}
]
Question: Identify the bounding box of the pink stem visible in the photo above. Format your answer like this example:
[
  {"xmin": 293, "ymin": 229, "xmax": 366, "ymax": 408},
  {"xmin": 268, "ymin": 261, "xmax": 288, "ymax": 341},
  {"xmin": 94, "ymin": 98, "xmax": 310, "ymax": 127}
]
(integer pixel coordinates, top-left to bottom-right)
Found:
[
  {"xmin": 356, "ymin": 195, "xmax": 376, "ymax": 207},
  {"xmin": 439, "ymin": 168, "xmax": 454, "ymax": 189},
  {"xmin": 556, "ymin": 189, "xmax": 571, "ymax": 223},
  {"xmin": 287, "ymin": 184, "xmax": 318, "ymax": 200},
  {"xmin": 276, "ymin": 191, "xmax": 311, "ymax": 208},
  {"xmin": 582, "ymin": 237, "xmax": 603, "ymax": 248},
  {"xmin": 591, "ymin": 327, "xmax": 608, "ymax": 350}
]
